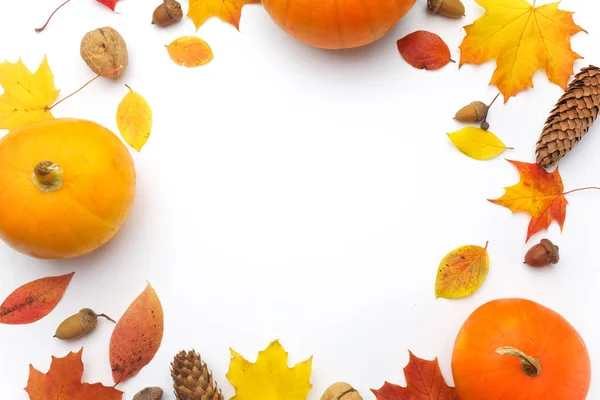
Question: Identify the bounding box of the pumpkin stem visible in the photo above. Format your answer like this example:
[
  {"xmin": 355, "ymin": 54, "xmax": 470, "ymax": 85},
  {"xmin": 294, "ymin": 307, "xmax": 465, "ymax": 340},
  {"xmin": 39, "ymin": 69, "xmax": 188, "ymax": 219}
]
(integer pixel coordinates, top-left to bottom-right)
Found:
[
  {"xmin": 32, "ymin": 161, "xmax": 63, "ymax": 192},
  {"xmin": 496, "ymin": 346, "xmax": 542, "ymax": 377}
]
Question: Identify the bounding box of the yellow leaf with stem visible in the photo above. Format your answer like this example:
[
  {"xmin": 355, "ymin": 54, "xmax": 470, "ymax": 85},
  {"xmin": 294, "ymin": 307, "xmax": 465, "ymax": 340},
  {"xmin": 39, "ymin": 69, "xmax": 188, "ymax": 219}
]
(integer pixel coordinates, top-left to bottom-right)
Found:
[
  {"xmin": 448, "ymin": 127, "xmax": 511, "ymax": 160},
  {"xmin": 116, "ymin": 86, "xmax": 152, "ymax": 152},
  {"xmin": 187, "ymin": 0, "xmax": 260, "ymax": 30},
  {"xmin": 435, "ymin": 243, "xmax": 490, "ymax": 299},
  {"xmin": 0, "ymin": 56, "xmax": 59, "ymax": 130},
  {"xmin": 166, "ymin": 36, "xmax": 214, "ymax": 67},
  {"xmin": 227, "ymin": 340, "xmax": 313, "ymax": 400}
]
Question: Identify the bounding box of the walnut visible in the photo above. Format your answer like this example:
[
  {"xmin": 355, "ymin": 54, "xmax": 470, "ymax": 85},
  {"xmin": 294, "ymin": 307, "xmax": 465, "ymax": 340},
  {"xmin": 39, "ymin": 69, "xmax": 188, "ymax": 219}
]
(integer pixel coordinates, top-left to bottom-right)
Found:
[
  {"xmin": 321, "ymin": 382, "xmax": 363, "ymax": 400},
  {"xmin": 80, "ymin": 27, "xmax": 128, "ymax": 80}
]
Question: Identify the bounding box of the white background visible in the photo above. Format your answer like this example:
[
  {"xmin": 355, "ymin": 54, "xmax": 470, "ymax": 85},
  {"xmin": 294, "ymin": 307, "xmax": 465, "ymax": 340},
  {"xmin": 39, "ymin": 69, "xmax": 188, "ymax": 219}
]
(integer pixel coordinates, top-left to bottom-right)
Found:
[{"xmin": 0, "ymin": 0, "xmax": 599, "ymax": 399}]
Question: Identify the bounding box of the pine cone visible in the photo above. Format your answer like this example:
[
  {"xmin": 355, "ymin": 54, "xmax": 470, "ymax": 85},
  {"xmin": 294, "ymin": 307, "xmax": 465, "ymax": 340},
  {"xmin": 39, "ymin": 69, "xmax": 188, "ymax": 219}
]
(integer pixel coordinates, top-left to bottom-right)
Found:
[
  {"xmin": 536, "ymin": 65, "xmax": 600, "ymax": 169},
  {"xmin": 171, "ymin": 350, "xmax": 224, "ymax": 400}
]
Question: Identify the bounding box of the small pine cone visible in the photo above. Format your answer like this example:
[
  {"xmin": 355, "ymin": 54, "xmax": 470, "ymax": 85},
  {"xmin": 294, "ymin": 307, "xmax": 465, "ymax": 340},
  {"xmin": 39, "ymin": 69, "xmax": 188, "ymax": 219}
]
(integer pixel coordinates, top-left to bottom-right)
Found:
[
  {"xmin": 171, "ymin": 350, "xmax": 224, "ymax": 400},
  {"xmin": 536, "ymin": 65, "xmax": 600, "ymax": 169}
]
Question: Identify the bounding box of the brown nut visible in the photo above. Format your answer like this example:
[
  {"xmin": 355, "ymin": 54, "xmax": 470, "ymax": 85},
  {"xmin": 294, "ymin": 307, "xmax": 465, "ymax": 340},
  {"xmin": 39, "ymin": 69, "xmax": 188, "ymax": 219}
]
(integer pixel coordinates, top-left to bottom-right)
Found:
[
  {"xmin": 54, "ymin": 308, "xmax": 116, "ymax": 340},
  {"xmin": 152, "ymin": 0, "xmax": 183, "ymax": 27},
  {"xmin": 524, "ymin": 239, "xmax": 559, "ymax": 267},
  {"xmin": 455, "ymin": 101, "xmax": 488, "ymax": 123},
  {"xmin": 80, "ymin": 27, "xmax": 128, "ymax": 79},
  {"xmin": 428, "ymin": 0, "xmax": 465, "ymax": 18},
  {"xmin": 321, "ymin": 382, "xmax": 363, "ymax": 400},
  {"xmin": 133, "ymin": 387, "xmax": 163, "ymax": 400}
]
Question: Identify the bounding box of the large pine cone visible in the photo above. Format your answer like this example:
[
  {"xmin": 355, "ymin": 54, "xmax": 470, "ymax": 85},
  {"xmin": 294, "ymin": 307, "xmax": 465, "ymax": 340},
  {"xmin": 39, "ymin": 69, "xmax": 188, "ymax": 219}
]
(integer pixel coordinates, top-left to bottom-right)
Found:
[
  {"xmin": 536, "ymin": 65, "xmax": 600, "ymax": 169},
  {"xmin": 171, "ymin": 350, "xmax": 224, "ymax": 400}
]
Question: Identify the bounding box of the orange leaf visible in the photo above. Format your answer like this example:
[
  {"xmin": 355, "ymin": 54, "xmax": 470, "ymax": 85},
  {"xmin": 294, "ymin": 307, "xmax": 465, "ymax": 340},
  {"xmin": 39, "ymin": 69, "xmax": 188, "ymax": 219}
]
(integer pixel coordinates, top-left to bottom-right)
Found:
[
  {"xmin": 25, "ymin": 348, "xmax": 123, "ymax": 400},
  {"xmin": 459, "ymin": 0, "xmax": 585, "ymax": 101},
  {"xmin": 187, "ymin": 0, "xmax": 260, "ymax": 30},
  {"xmin": 372, "ymin": 351, "xmax": 459, "ymax": 400},
  {"xmin": 109, "ymin": 283, "xmax": 164, "ymax": 384},
  {"xmin": 489, "ymin": 160, "xmax": 567, "ymax": 242},
  {"xmin": 166, "ymin": 36, "xmax": 214, "ymax": 67},
  {"xmin": 397, "ymin": 31, "xmax": 452, "ymax": 70},
  {"xmin": 0, "ymin": 272, "xmax": 74, "ymax": 325}
]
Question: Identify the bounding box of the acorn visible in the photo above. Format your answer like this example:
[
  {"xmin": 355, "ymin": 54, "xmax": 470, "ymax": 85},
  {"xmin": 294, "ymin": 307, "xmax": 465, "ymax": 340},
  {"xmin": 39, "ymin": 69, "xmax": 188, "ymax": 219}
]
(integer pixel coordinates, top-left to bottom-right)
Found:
[
  {"xmin": 54, "ymin": 308, "xmax": 116, "ymax": 340},
  {"xmin": 152, "ymin": 0, "xmax": 183, "ymax": 27},
  {"xmin": 427, "ymin": 0, "xmax": 465, "ymax": 18},
  {"xmin": 524, "ymin": 239, "xmax": 559, "ymax": 267},
  {"xmin": 455, "ymin": 101, "xmax": 488, "ymax": 123},
  {"xmin": 133, "ymin": 387, "xmax": 164, "ymax": 400}
]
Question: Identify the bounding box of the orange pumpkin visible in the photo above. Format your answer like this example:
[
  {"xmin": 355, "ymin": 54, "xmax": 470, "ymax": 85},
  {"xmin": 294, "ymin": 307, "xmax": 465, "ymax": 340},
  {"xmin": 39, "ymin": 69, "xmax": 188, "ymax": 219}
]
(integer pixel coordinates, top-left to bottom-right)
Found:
[
  {"xmin": 0, "ymin": 118, "xmax": 136, "ymax": 259},
  {"xmin": 262, "ymin": 0, "xmax": 416, "ymax": 50},
  {"xmin": 452, "ymin": 298, "xmax": 591, "ymax": 400}
]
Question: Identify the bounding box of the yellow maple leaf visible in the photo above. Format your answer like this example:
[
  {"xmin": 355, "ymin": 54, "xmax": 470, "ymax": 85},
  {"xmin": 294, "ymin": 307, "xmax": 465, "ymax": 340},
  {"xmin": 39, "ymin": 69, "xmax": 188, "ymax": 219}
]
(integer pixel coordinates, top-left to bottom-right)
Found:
[
  {"xmin": 227, "ymin": 340, "xmax": 313, "ymax": 400},
  {"xmin": 0, "ymin": 56, "xmax": 59, "ymax": 130},
  {"xmin": 459, "ymin": 0, "xmax": 585, "ymax": 101},
  {"xmin": 188, "ymin": 0, "xmax": 260, "ymax": 31}
]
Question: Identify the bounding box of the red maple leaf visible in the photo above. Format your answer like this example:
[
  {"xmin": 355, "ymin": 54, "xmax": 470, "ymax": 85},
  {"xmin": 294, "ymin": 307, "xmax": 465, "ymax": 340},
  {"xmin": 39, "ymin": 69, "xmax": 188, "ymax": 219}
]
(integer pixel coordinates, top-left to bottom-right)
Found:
[
  {"xmin": 372, "ymin": 351, "xmax": 460, "ymax": 400},
  {"xmin": 25, "ymin": 349, "xmax": 122, "ymax": 400}
]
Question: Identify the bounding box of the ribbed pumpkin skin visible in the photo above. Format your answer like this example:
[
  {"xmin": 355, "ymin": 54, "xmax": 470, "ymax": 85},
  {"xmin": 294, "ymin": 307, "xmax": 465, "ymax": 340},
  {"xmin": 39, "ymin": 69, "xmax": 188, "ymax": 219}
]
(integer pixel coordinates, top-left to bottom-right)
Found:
[
  {"xmin": 0, "ymin": 118, "xmax": 136, "ymax": 259},
  {"xmin": 452, "ymin": 298, "xmax": 591, "ymax": 400},
  {"xmin": 263, "ymin": 0, "xmax": 416, "ymax": 49}
]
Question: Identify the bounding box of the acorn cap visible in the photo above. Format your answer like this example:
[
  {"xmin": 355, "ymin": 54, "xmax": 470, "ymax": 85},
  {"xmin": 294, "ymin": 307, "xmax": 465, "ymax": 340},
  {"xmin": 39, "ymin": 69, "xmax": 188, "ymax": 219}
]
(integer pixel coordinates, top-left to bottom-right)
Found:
[
  {"xmin": 540, "ymin": 239, "xmax": 559, "ymax": 264},
  {"xmin": 163, "ymin": 0, "xmax": 183, "ymax": 20}
]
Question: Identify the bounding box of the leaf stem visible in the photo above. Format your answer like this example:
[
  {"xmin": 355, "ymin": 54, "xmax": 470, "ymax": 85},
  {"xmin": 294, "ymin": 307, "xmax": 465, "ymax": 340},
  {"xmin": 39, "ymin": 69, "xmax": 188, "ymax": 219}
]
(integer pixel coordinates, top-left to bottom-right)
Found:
[
  {"xmin": 563, "ymin": 187, "xmax": 600, "ymax": 195},
  {"xmin": 35, "ymin": 0, "xmax": 72, "ymax": 33},
  {"xmin": 48, "ymin": 66, "xmax": 123, "ymax": 111}
]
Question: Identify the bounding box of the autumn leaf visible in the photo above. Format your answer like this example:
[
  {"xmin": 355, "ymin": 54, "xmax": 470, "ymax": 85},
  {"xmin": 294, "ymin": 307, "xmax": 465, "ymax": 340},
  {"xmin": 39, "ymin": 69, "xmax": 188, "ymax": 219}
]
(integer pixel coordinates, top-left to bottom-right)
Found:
[
  {"xmin": 167, "ymin": 36, "xmax": 214, "ymax": 67},
  {"xmin": 97, "ymin": 0, "xmax": 118, "ymax": 10},
  {"xmin": 447, "ymin": 127, "xmax": 511, "ymax": 160},
  {"xmin": 0, "ymin": 56, "xmax": 59, "ymax": 130},
  {"xmin": 116, "ymin": 85, "xmax": 152, "ymax": 152},
  {"xmin": 0, "ymin": 272, "xmax": 74, "ymax": 325},
  {"xmin": 459, "ymin": 0, "xmax": 585, "ymax": 101},
  {"xmin": 25, "ymin": 348, "xmax": 122, "ymax": 400},
  {"xmin": 397, "ymin": 31, "xmax": 453, "ymax": 70},
  {"xmin": 435, "ymin": 243, "xmax": 489, "ymax": 299},
  {"xmin": 372, "ymin": 351, "xmax": 459, "ymax": 400},
  {"xmin": 227, "ymin": 340, "xmax": 313, "ymax": 400},
  {"xmin": 188, "ymin": 0, "xmax": 260, "ymax": 30},
  {"xmin": 109, "ymin": 283, "xmax": 164, "ymax": 384}
]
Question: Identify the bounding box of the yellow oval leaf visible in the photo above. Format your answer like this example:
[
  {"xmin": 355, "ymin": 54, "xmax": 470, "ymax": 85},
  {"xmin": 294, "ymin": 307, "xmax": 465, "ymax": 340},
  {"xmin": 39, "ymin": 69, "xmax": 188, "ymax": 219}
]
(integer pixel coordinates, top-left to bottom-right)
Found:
[
  {"xmin": 448, "ymin": 127, "xmax": 510, "ymax": 160},
  {"xmin": 116, "ymin": 86, "xmax": 152, "ymax": 152},
  {"xmin": 435, "ymin": 243, "xmax": 489, "ymax": 299},
  {"xmin": 166, "ymin": 36, "xmax": 214, "ymax": 68}
]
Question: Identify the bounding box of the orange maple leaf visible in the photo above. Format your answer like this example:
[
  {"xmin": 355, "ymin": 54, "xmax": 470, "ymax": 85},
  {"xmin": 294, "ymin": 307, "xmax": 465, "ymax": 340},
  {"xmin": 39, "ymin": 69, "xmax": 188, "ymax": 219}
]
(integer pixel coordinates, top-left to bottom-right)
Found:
[
  {"xmin": 489, "ymin": 160, "xmax": 568, "ymax": 242},
  {"xmin": 25, "ymin": 349, "xmax": 122, "ymax": 400},
  {"xmin": 187, "ymin": 0, "xmax": 260, "ymax": 30},
  {"xmin": 459, "ymin": 0, "xmax": 585, "ymax": 101},
  {"xmin": 372, "ymin": 351, "xmax": 459, "ymax": 400}
]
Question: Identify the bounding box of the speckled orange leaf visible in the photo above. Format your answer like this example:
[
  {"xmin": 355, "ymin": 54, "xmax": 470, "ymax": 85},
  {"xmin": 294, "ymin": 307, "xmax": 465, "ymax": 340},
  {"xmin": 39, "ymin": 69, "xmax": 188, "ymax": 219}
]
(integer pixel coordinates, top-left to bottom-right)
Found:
[
  {"xmin": 397, "ymin": 31, "xmax": 452, "ymax": 70},
  {"xmin": 0, "ymin": 272, "xmax": 74, "ymax": 325},
  {"xmin": 109, "ymin": 283, "xmax": 164, "ymax": 384},
  {"xmin": 188, "ymin": 0, "xmax": 260, "ymax": 30},
  {"xmin": 25, "ymin": 349, "xmax": 123, "ymax": 400},
  {"xmin": 167, "ymin": 36, "xmax": 214, "ymax": 67},
  {"xmin": 489, "ymin": 160, "xmax": 567, "ymax": 242},
  {"xmin": 435, "ymin": 243, "xmax": 489, "ymax": 299},
  {"xmin": 372, "ymin": 351, "xmax": 459, "ymax": 400},
  {"xmin": 459, "ymin": 0, "xmax": 585, "ymax": 101}
]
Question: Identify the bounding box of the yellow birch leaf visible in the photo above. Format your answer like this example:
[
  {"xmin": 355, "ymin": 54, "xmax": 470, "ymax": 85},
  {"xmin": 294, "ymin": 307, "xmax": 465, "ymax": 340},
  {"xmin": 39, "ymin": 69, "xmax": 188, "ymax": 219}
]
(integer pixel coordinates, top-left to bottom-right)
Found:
[
  {"xmin": 447, "ymin": 127, "xmax": 510, "ymax": 160},
  {"xmin": 0, "ymin": 56, "xmax": 59, "ymax": 130},
  {"xmin": 459, "ymin": 0, "xmax": 585, "ymax": 101},
  {"xmin": 116, "ymin": 86, "xmax": 152, "ymax": 152},
  {"xmin": 435, "ymin": 243, "xmax": 489, "ymax": 299},
  {"xmin": 166, "ymin": 36, "xmax": 214, "ymax": 68},
  {"xmin": 227, "ymin": 340, "xmax": 313, "ymax": 400}
]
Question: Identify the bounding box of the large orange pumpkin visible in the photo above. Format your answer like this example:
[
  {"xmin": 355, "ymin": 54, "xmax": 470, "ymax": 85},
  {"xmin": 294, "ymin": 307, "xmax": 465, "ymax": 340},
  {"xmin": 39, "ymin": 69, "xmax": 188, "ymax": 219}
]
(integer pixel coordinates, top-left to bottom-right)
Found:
[
  {"xmin": 452, "ymin": 298, "xmax": 591, "ymax": 400},
  {"xmin": 0, "ymin": 118, "xmax": 136, "ymax": 259},
  {"xmin": 262, "ymin": 0, "xmax": 416, "ymax": 50}
]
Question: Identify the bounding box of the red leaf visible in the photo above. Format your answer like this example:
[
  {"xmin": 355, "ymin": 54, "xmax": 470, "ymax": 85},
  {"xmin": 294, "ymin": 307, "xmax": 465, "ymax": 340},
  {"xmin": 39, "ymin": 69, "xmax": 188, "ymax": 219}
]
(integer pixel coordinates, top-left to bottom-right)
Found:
[
  {"xmin": 96, "ymin": 0, "xmax": 118, "ymax": 11},
  {"xmin": 109, "ymin": 283, "xmax": 164, "ymax": 384},
  {"xmin": 0, "ymin": 272, "xmax": 74, "ymax": 325},
  {"xmin": 397, "ymin": 31, "xmax": 453, "ymax": 70},
  {"xmin": 372, "ymin": 351, "xmax": 460, "ymax": 400},
  {"xmin": 25, "ymin": 348, "xmax": 123, "ymax": 400}
]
